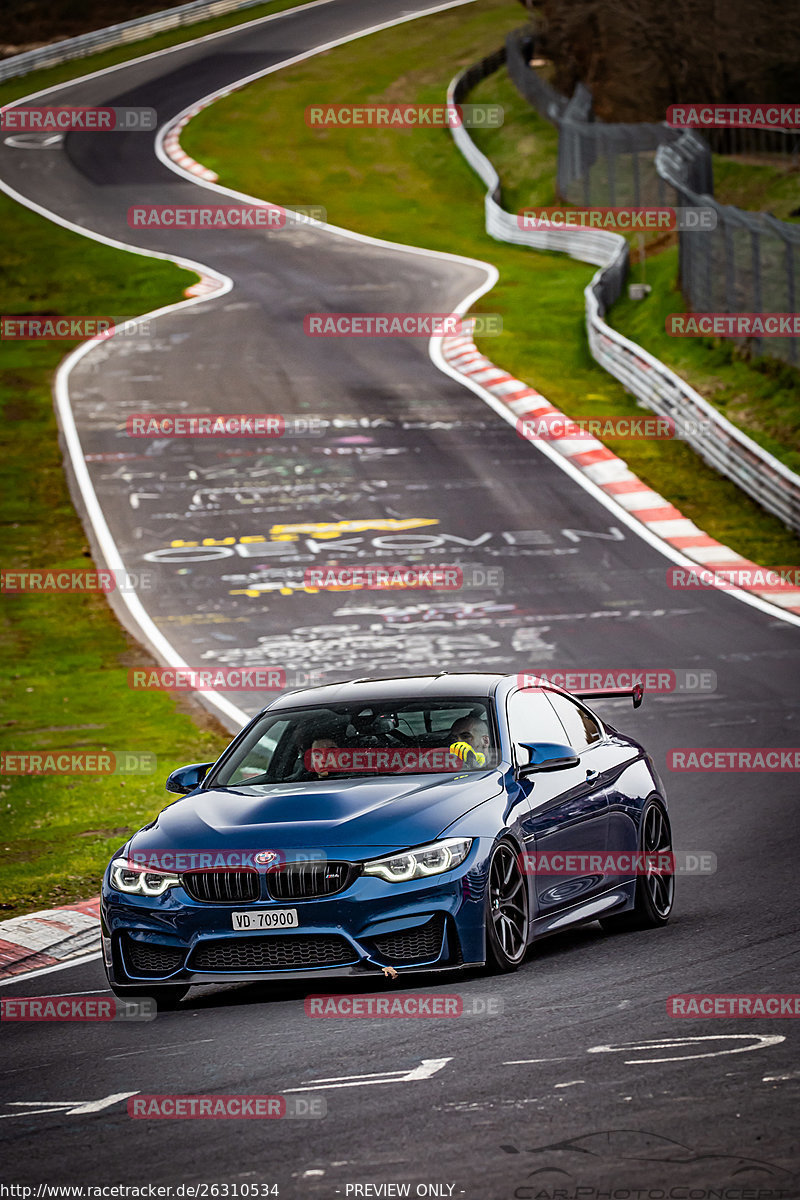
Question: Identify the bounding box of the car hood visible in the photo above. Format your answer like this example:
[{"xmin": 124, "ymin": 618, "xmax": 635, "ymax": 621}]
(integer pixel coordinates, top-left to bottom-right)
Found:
[{"xmin": 127, "ymin": 769, "xmax": 504, "ymax": 860}]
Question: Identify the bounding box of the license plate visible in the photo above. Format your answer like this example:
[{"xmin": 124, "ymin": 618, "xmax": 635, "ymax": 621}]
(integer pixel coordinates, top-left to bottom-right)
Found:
[{"xmin": 231, "ymin": 909, "xmax": 298, "ymax": 931}]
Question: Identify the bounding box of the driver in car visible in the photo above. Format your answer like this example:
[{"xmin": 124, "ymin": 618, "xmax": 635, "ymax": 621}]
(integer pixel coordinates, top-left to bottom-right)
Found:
[
  {"xmin": 286, "ymin": 732, "xmax": 339, "ymax": 782},
  {"xmin": 447, "ymin": 715, "xmax": 491, "ymax": 767}
]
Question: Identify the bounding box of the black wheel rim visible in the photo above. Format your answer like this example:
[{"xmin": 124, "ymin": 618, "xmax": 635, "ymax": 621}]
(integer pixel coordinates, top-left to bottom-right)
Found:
[
  {"xmin": 643, "ymin": 804, "xmax": 674, "ymax": 917},
  {"xmin": 489, "ymin": 844, "xmax": 528, "ymax": 961}
]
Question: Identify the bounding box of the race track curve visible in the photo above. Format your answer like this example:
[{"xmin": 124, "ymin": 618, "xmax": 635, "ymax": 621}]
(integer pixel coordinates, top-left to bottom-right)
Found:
[{"xmin": 0, "ymin": 1, "xmax": 798, "ymax": 1194}]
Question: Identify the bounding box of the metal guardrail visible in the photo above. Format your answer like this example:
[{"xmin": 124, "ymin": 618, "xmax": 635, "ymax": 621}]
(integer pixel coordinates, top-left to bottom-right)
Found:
[
  {"xmin": 0, "ymin": 0, "xmax": 271, "ymax": 82},
  {"xmin": 449, "ymin": 52, "xmax": 800, "ymax": 536}
]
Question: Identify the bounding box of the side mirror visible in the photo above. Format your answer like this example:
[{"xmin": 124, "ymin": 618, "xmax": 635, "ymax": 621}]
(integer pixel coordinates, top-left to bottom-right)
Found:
[
  {"xmin": 165, "ymin": 762, "xmax": 213, "ymax": 795},
  {"xmin": 517, "ymin": 742, "xmax": 579, "ymax": 777}
]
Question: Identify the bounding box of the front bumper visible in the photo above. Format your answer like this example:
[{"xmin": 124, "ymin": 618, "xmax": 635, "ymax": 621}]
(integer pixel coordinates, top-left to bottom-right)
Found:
[{"xmin": 101, "ymin": 859, "xmax": 488, "ymax": 987}]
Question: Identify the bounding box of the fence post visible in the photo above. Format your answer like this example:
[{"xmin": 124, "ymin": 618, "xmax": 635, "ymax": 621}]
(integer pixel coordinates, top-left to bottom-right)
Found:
[
  {"xmin": 751, "ymin": 226, "xmax": 763, "ymax": 360},
  {"xmin": 785, "ymin": 235, "xmax": 798, "ymax": 366}
]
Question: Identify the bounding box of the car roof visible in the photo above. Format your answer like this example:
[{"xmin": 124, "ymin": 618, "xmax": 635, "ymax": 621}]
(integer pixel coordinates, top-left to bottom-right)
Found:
[{"xmin": 266, "ymin": 672, "xmax": 512, "ymax": 711}]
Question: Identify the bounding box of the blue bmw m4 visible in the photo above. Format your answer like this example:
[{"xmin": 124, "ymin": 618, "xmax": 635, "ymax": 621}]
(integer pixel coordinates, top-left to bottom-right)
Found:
[{"xmin": 101, "ymin": 673, "xmax": 674, "ymax": 1007}]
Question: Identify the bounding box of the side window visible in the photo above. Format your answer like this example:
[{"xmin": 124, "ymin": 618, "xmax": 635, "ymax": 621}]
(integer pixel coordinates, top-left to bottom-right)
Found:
[
  {"xmin": 548, "ymin": 694, "xmax": 603, "ymax": 752},
  {"xmin": 506, "ymin": 689, "xmax": 570, "ymax": 762},
  {"xmin": 227, "ymin": 719, "xmax": 291, "ymax": 784}
]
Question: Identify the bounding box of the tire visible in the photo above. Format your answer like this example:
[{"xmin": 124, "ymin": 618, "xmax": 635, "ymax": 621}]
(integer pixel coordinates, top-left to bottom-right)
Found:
[
  {"xmin": 600, "ymin": 798, "xmax": 675, "ymax": 932},
  {"xmin": 484, "ymin": 841, "xmax": 530, "ymax": 973},
  {"xmin": 109, "ymin": 983, "xmax": 189, "ymax": 1011}
]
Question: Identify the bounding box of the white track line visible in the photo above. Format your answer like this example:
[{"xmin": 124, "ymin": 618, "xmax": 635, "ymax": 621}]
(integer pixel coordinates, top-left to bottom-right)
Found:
[{"xmin": 0, "ymin": 952, "xmax": 102, "ymax": 986}]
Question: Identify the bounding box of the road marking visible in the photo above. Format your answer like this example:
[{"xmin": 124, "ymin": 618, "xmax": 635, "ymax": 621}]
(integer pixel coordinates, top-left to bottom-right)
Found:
[
  {"xmin": 16, "ymin": 988, "xmax": 108, "ymax": 996},
  {"xmin": 2, "ymin": 1092, "xmax": 137, "ymax": 1119},
  {"xmin": 503, "ymin": 1057, "xmax": 572, "ymax": 1065},
  {"xmin": 0, "ymin": 952, "xmax": 102, "ymax": 986},
  {"xmin": 106, "ymin": 1038, "xmax": 215, "ymax": 1061},
  {"xmin": 284, "ymin": 1057, "xmax": 452, "ymax": 1091},
  {"xmin": 588, "ymin": 1034, "xmax": 786, "ymax": 1063},
  {"xmin": 4, "ymin": 134, "xmax": 63, "ymax": 148}
]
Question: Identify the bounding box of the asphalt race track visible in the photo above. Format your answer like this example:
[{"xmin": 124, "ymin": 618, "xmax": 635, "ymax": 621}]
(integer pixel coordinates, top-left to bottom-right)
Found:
[{"xmin": 1, "ymin": 0, "xmax": 799, "ymax": 1195}]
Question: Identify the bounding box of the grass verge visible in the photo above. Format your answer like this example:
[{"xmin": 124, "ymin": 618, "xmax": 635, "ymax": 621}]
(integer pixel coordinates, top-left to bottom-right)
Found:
[
  {"xmin": 0, "ymin": 192, "xmax": 230, "ymax": 917},
  {"xmin": 713, "ymin": 155, "xmax": 800, "ymax": 225},
  {"xmin": 182, "ymin": 1, "xmax": 800, "ymax": 568}
]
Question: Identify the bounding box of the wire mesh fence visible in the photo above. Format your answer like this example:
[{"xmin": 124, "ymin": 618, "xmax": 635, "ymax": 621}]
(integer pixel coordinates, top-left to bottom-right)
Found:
[
  {"xmin": 452, "ymin": 45, "xmax": 800, "ymax": 534},
  {"xmin": 505, "ymin": 27, "xmax": 800, "ymax": 367}
]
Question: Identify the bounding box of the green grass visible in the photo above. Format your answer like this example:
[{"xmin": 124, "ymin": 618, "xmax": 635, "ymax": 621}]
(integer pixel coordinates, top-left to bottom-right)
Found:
[
  {"xmin": 0, "ymin": 192, "xmax": 230, "ymax": 917},
  {"xmin": 713, "ymin": 155, "xmax": 800, "ymax": 224},
  {"xmin": 182, "ymin": 4, "xmax": 800, "ymax": 569},
  {"xmin": 0, "ymin": 0, "xmax": 314, "ymax": 108}
]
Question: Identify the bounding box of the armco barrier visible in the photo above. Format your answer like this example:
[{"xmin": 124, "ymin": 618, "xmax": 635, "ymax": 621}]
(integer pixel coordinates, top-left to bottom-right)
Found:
[
  {"xmin": 0, "ymin": 0, "xmax": 273, "ymax": 81},
  {"xmin": 449, "ymin": 52, "xmax": 800, "ymax": 535}
]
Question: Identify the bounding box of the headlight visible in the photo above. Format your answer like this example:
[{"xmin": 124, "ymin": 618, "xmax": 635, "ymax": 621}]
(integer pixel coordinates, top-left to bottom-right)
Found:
[
  {"xmin": 363, "ymin": 838, "xmax": 472, "ymax": 883},
  {"xmin": 109, "ymin": 857, "xmax": 180, "ymax": 897}
]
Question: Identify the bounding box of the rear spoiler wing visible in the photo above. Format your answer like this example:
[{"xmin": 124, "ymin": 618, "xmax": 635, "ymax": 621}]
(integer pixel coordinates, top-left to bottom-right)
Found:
[{"xmin": 573, "ymin": 683, "xmax": 644, "ymax": 708}]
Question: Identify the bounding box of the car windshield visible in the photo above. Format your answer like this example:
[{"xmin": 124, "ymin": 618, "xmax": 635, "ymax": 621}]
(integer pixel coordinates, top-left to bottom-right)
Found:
[{"xmin": 210, "ymin": 697, "xmax": 498, "ymax": 786}]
